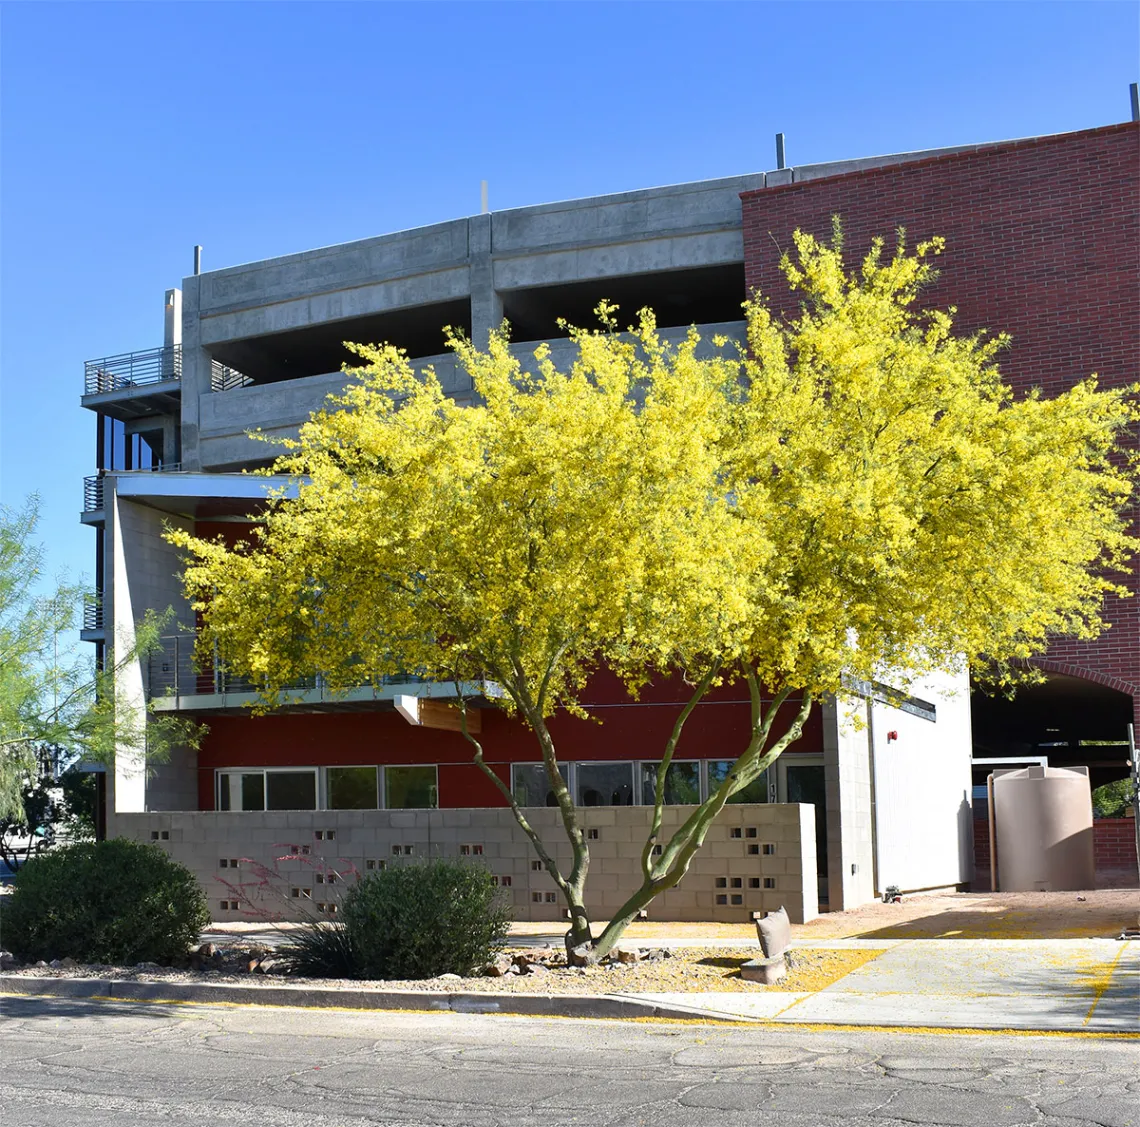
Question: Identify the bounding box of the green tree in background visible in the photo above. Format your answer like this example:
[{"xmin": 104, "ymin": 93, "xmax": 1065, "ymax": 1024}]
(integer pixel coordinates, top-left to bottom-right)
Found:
[{"xmin": 0, "ymin": 497, "xmax": 202, "ymax": 829}]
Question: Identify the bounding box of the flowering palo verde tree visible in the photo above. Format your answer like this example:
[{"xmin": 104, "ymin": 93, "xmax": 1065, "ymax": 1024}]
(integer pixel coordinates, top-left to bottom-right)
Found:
[{"xmin": 170, "ymin": 227, "xmax": 1136, "ymax": 960}]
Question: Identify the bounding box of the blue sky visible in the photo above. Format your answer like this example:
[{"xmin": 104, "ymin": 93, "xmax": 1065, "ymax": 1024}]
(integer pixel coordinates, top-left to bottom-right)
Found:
[{"xmin": 1, "ymin": 0, "xmax": 1137, "ymax": 601}]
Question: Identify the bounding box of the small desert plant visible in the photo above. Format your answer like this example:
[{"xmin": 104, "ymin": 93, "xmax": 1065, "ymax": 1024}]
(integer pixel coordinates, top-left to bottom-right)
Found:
[
  {"xmin": 277, "ymin": 920, "xmax": 358, "ymax": 978},
  {"xmin": 342, "ymin": 858, "xmax": 511, "ymax": 979},
  {"xmin": 1, "ymin": 837, "xmax": 209, "ymax": 964}
]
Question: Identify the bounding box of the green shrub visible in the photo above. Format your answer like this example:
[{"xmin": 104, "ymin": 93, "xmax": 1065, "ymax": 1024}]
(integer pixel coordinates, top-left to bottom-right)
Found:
[
  {"xmin": 1092, "ymin": 777, "xmax": 1137, "ymax": 819},
  {"xmin": 342, "ymin": 859, "xmax": 511, "ymax": 979},
  {"xmin": 278, "ymin": 920, "xmax": 358, "ymax": 978},
  {"xmin": 1, "ymin": 837, "xmax": 209, "ymax": 964}
]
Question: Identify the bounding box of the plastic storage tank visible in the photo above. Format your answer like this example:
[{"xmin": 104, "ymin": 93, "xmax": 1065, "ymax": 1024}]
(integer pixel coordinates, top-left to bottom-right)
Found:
[{"xmin": 991, "ymin": 765, "xmax": 1095, "ymax": 891}]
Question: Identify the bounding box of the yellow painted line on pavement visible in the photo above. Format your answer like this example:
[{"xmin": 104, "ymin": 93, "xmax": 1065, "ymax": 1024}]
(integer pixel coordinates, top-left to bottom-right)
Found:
[
  {"xmin": 4, "ymin": 990, "xmax": 1139, "ymax": 1039},
  {"xmin": 1081, "ymin": 944, "xmax": 1130, "ymax": 1027}
]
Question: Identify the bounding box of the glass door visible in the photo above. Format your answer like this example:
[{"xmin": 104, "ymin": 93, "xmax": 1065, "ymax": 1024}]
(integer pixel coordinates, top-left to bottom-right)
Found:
[{"xmin": 777, "ymin": 756, "xmax": 829, "ymax": 908}]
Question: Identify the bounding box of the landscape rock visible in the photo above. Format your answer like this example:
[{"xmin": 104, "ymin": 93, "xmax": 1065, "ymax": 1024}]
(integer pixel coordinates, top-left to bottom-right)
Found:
[
  {"xmin": 755, "ymin": 906, "xmax": 791, "ymax": 958},
  {"xmin": 616, "ymin": 948, "xmax": 641, "ymax": 965},
  {"xmin": 197, "ymin": 943, "xmax": 215, "ymax": 959},
  {"xmin": 0, "ymin": 951, "xmax": 15, "ymax": 970},
  {"xmin": 34, "ymin": 960, "xmax": 48, "ymax": 968},
  {"xmin": 60, "ymin": 957, "xmax": 78, "ymax": 969},
  {"xmin": 49, "ymin": 959, "xmax": 63, "ymax": 969},
  {"xmin": 740, "ymin": 954, "xmax": 787, "ymax": 985},
  {"xmin": 567, "ymin": 944, "xmax": 591, "ymax": 967}
]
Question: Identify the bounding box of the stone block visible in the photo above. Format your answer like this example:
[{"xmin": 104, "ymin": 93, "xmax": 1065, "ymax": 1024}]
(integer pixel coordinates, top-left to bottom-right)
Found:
[
  {"xmin": 754, "ymin": 906, "xmax": 791, "ymax": 956},
  {"xmin": 740, "ymin": 955, "xmax": 786, "ymax": 984}
]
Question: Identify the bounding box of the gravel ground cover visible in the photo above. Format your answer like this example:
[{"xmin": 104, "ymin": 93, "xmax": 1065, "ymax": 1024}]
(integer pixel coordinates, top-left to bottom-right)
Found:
[{"xmin": 0, "ymin": 943, "xmax": 884, "ymax": 995}]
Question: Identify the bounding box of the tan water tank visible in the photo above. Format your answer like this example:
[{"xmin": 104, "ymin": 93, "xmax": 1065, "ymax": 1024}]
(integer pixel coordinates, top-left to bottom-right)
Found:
[{"xmin": 992, "ymin": 765, "xmax": 1095, "ymax": 891}]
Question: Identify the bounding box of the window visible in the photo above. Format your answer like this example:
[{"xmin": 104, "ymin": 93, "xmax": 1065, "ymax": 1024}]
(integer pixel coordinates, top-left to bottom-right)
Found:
[
  {"xmin": 385, "ymin": 765, "xmax": 437, "ymax": 809},
  {"xmin": 216, "ymin": 769, "xmax": 317, "ymax": 811},
  {"xmin": 512, "ymin": 763, "xmax": 557, "ymax": 807},
  {"xmin": 708, "ymin": 761, "xmax": 768, "ymax": 804},
  {"xmin": 327, "ymin": 766, "xmax": 379, "ymax": 810},
  {"xmin": 576, "ymin": 762, "xmax": 633, "ymax": 807},
  {"xmin": 640, "ymin": 761, "xmax": 700, "ymax": 805},
  {"xmin": 267, "ymin": 771, "xmax": 317, "ymax": 810}
]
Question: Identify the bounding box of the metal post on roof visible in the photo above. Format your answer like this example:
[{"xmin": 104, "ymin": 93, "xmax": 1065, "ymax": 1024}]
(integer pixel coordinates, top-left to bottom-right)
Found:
[
  {"xmin": 1130, "ymin": 82, "xmax": 1139, "ymax": 123},
  {"xmin": 775, "ymin": 133, "xmax": 786, "ymax": 170},
  {"xmin": 194, "ymin": 245, "xmax": 203, "ymax": 275},
  {"xmin": 480, "ymin": 180, "xmax": 489, "ymax": 215}
]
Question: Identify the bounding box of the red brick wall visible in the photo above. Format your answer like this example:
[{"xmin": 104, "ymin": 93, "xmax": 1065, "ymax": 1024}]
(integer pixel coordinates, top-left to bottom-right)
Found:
[{"xmin": 742, "ymin": 123, "xmax": 1140, "ymax": 725}]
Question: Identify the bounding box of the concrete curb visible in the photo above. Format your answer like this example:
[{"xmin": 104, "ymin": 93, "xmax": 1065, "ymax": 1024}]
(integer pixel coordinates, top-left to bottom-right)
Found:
[{"xmin": 0, "ymin": 974, "xmax": 753, "ymax": 1023}]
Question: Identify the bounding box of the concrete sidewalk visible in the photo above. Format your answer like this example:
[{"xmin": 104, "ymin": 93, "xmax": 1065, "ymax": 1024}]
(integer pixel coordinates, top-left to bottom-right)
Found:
[
  {"xmin": 5, "ymin": 938, "xmax": 1135, "ymax": 1034},
  {"xmin": 624, "ymin": 938, "xmax": 1140, "ymax": 1033}
]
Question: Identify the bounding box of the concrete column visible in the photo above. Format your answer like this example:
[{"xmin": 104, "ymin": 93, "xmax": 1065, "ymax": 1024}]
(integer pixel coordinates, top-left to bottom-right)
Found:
[
  {"xmin": 179, "ymin": 276, "xmax": 206, "ymax": 471},
  {"xmin": 821, "ymin": 695, "xmax": 877, "ymax": 910},
  {"xmin": 164, "ymin": 288, "xmax": 182, "ymax": 348},
  {"xmin": 468, "ymin": 213, "xmax": 501, "ymax": 348}
]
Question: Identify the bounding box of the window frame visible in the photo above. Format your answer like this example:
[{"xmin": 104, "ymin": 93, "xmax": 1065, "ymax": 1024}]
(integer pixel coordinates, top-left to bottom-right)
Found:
[{"xmin": 215, "ymin": 767, "xmax": 319, "ymax": 812}]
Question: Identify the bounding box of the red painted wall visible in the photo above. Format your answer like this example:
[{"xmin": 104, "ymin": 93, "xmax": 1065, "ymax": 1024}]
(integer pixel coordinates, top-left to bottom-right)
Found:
[
  {"xmin": 195, "ymin": 672, "xmax": 824, "ymax": 809},
  {"xmin": 742, "ymin": 123, "xmax": 1140, "ymax": 725}
]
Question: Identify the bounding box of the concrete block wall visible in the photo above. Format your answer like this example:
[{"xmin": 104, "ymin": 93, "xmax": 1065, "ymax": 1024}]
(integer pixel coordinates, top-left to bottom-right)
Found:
[
  {"xmin": 109, "ymin": 801, "xmax": 818, "ymax": 926},
  {"xmin": 821, "ymin": 696, "xmax": 875, "ymax": 911}
]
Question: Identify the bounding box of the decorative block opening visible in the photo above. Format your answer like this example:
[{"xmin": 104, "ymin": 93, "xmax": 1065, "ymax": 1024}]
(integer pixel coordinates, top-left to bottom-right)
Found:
[
  {"xmin": 762, "ymin": 843, "xmax": 776, "ymax": 856},
  {"xmin": 544, "ymin": 892, "xmax": 557, "ymax": 903},
  {"xmin": 730, "ymin": 828, "xmax": 742, "ymax": 839},
  {"xmin": 763, "ymin": 877, "xmax": 776, "ymax": 889},
  {"xmin": 730, "ymin": 877, "xmax": 742, "ymax": 888},
  {"xmin": 715, "ymin": 877, "xmax": 728, "ymax": 888},
  {"xmin": 501, "ymin": 875, "xmax": 512, "ymax": 887},
  {"xmin": 747, "ymin": 844, "xmax": 760, "ymax": 855},
  {"xmin": 587, "ymin": 828, "xmax": 600, "ymax": 840},
  {"xmin": 730, "ymin": 894, "xmax": 743, "ymax": 905},
  {"xmin": 748, "ymin": 877, "xmax": 761, "ymax": 888},
  {"xmin": 532, "ymin": 892, "xmax": 543, "ymax": 903},
  {"xmin": 715, "ymin": 894, "xmax": 727, "ymax": 906},
  {"xmin": 745, "ymin": 827, "xmax": 758, "ymax": 839},
  {"xmin": 531, "ymin": 860, "xmax": 543, "ymax": 871},
  {"xmin": 651, "ymin": 844, "xmax": 663, "ymax": 856}
]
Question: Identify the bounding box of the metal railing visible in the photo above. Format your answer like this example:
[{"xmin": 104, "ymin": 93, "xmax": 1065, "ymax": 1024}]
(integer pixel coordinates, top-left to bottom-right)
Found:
[
  {"xmin": 84, "ymin": 345, "xmax": 181, "ymax": 395},
  {"xmin": 83, "ymin": 475, "xmax": 104, "ymax": 513},
  {"xmin": 147, "ymin": 635, "xmax": 425, "ymax": 702},
  {"xmin": 210, "ymin": 358, "xmax": 253, "ymax": 392},
  {"xmin": 82, "ymin": 597, "xmax": 103, "ymax": 632}
]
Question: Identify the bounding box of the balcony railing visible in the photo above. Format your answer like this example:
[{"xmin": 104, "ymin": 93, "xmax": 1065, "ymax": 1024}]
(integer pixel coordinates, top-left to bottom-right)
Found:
[
  {"xmin": 84, "ymin": 345, "xmax": 181, "ymax": 395},
  {"xmin": 147, "ymin": 635, "xmax": 426, "ymax": 703},
  {"xmin": 83, "ymin": 475, "xmax": 104, "ymax": 513},
  {"xmin": 82, "ymin": 598, "xmax": 103, "ymax": 632},
  {"xmin": 210, "ymin": 358, "xmax": 253, "ymax": 392}
]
